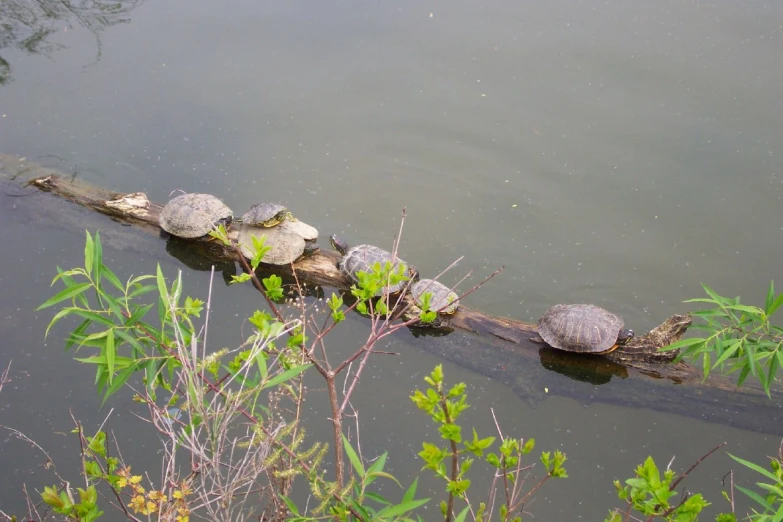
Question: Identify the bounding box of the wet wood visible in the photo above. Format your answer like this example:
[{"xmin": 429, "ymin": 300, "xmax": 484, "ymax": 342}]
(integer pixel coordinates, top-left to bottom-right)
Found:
[{"xmin": 2, "ymin": 152, "xmax": 781, "ymax": 434}]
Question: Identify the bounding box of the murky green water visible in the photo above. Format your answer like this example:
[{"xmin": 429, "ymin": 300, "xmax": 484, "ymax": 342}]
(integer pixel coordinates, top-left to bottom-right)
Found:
[{"xmin": 1, "ymin": 0, "xmax": 782, "ymax": 519}]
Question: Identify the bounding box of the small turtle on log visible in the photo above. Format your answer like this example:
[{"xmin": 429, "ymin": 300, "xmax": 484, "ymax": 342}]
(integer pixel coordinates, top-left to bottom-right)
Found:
[
  {"xmin": 406, "ymin": 278, "xmax": 460, "ymax": 327},
  {"xmin": 240, "ymin": 202, "xmax": 294, "ymax": 227},
  {"xmin": 329, "ymin": 235, "xmax": 417, "ymax": 296}
]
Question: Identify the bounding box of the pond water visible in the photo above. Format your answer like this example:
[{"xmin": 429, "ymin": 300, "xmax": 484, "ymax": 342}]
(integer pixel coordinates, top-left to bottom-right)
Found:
[{"xmin": 1, "ymin": 0, "xmax": 782, "ymax": 519}]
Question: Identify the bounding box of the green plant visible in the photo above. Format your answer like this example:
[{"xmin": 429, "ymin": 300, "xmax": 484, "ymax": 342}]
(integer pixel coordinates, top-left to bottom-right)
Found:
[
  {"xmin": 727, "ymin": 443, "xmax": 783, "ymax": 521},
  {"xmin": 411, "ymin": 365, "xmax": 567, "ymax": 522},
  {"xmin": 33, "ymin": 231, "xmax": 320, "ymax": 519},
  {"xmin": 663, "ymin": 282, "xmax": 783, "ymax": 396},
  {"xmin": 282, "ymin": 436, "xmax": 429, "ymax": 522},
  {"xmin": 41, "ymin": 484, "xmax": 102, "ymax": 522},
  {"xmin": 32, "ymin": 230, "xmax": 444, "ymax": 521},
  {"xmin": 607, "ymin": 456, "xmax": 710, "ymax": 522}
]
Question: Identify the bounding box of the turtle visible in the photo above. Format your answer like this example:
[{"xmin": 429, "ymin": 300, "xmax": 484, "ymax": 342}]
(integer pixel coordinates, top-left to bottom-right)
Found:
[
  {"xmin": 235, "ymin": 222, "xmax": 319, "ymax": 265},
  {"xmin": 240, "ymin": 202, "xmax": 294, "ymax": 227},
  {"xmin": 410, "ymin": 279, "xmax": 460, "ymax": 315},
  {"xmin": 533, "ymin": 303, "xmax": 634, "ymax": 354},
  {"xmin": 329, "ymin": 234, "xmax": 417, "ymax": 296},
  {"xmin": 159, "ymin": 193, "xmax": 232, "ymax": 239}
]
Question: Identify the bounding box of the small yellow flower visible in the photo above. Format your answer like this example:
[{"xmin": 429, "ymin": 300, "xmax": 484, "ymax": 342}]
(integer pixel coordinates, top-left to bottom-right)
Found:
[
  {"xmin": 129, "ymin": 495, "xmax": 146, "ymax": 513},
  {"xmin": 177, "ymin": 506, "xmax": 190, "ymax": 516},
  {"xmin": 146, "ymin": 500, "xmax": 159, "ymax": 513},
  {"xmin": 176, "ymin": 516, "xmax": 189, "ymax": 522},
  {"xmin": 116, "ymin": 476, "xmax": 128, "ymax": 488},
  {"xmin": 129, "ymin": 475, "xmax": 143, "ymax": 485},
  {"xmin": 147, "ymin": 490, "xmax": 166, "ymax": 501}
]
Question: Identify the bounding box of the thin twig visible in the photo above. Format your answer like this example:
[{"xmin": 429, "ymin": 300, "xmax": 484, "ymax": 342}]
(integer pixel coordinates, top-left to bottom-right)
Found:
[{"xmin": 670, "ymin": 442, "xmax": 726, "ymax": 491}]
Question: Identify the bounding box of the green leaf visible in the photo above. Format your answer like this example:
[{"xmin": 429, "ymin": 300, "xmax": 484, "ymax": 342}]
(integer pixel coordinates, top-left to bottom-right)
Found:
[
  {"xmin": 683, "ymin": 298, "xmax": 723, "ymax": 304},
  {"xmin": 364, "ymin": 491, "xmax": 390, "ymax": 506},
  {"xmin": 768, "ymin": 290, "xmax": 783, "ymax": 317},
  {"xmin": 70, "ymin": 309, "xmax": 116, "ymax": 328},
  {"xmin": 101, "ymin": 265, "xmax": 124, "ymax": 292},
  {"xmin": 701, "ymin": 283, "xmax": 732, "ymax": 305},
  {"xmin": 279, "ymin": 494, "xmax": 300, "ymax": 516},
  {"xmin": 101, "ymin": 291, "xmax": 125, "ymax": 321},
  {"xmin": 712, "ymin": 339, "xmax": 743, "ymax": 368},
  {"xmin": 75, "ymin": 355, "xmax": 136, "ymax": 367},
  {"xmin": 736, "ymin": 364, "xmax": 751, "ymax": 387},
  {"xmin": 44, "ymin": 308, "xmax": 77, "ymax": 339},
  {"xmin": 113, "ymin": 328, "xmax": 148, "ymax": 358},
  {"xmin": 37, "ymin": 282, "xmax": 92, "ymax": 310},
  {"xmin": 375, "ymin": 498, "xmax": 430, "ymax": 519},
  {"xmin": 365, "ymin": 453, "xmax": 388, "ymax": 486},
  {"xmin": 724, "ymin": 304, "xmax": 764, "ymax": 316},
  {"xmin": 156, "ymin": 263, "xmax": 169, "ymax": 303},
  {"xmin": 765, "ymin": 281, "xmax": 775, "ymax": 314},
  {"xmin": 729, "ymin": 453, "xmax": 780, "ymax": 482},
  {"xmin": 102, "ymin": 364, "xmax": 137, "ymax": 403},
  {"xmin": 454, "ymin": 506, "xmax": 471, "ymax": 522},
  {"xmin": 84, "ymin": 231, "xmax": 94, "ymax": 277},
  {"xmin": 765, "ymin": 354, "xmax": 779, "ymax": 398},
  {"xmin": 260, "ymin": 364, "xmax": 311, "ymax": 390},
  {"xmin": 65, "ymin": 319, "xmax": 92, "ymax": 351},
  {"xmin": 127, "ymin": 283, "xmax": 157, "ymax": 300},
  {"xmin": 702, "ymin": 351, "xmax": 711, "ymax": 379},
  {"xmin": 402, "ymin": 477, "xmax": 419, "ymax": 504},
  {"xmin": 734, "ymin": 484, "xmax": 773, "ymax": 511},
  {"xmin": 366, "ymin": 470, "xmax": 401, "ymax": 486},
  {"xmin": 342, "ymin": 433, "xmax": 365, "ymax": 478},
  {"xmin": 92, "ymin": 231, "xmax": 103, "ymax": 286},
  {"xmin": 745, "ymin": 344, "xmax": 758, "ymax": 377},
  {"xmin": 105, "ymin": 328, "xmax": 115, "ymax": 382},
  {"xmin": 124, "ymin": 303, "xmax": 154, "ymax": 327}
]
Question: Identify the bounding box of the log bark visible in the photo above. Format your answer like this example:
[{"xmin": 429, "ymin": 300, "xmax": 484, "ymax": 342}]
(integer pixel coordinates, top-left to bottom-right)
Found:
[{"xmin": 3, "ymin": 153, "xmax": 782, "ymax": 435}]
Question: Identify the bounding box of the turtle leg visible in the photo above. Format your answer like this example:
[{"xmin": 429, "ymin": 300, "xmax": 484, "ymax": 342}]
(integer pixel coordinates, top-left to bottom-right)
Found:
[{"xmin": 529, "ymin": 334, "xmax": 546, "ymax": 344}]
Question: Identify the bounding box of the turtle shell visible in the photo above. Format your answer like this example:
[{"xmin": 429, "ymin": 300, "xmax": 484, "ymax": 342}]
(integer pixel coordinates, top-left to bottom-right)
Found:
[
  {"xmin": 235, "ymin": 221, "xmax": 315, "ymax": 265},
  {"xmin": 537, "ymin": 304, "xmax": 625, "ymax": 353},
  {"xmin": 411, "ymin": 279, "xmax": 459, "ymax": 315},
  {"xmin": 159, "ymin": 193, "xmax": 232, "ymax": 238},
  {"xmin": 339, "ymin": 244, "xmax": 412, "ymax": 295},
  {"xmin": 240, "ymin": 202, "xmax": 289, "ymax": 227}
]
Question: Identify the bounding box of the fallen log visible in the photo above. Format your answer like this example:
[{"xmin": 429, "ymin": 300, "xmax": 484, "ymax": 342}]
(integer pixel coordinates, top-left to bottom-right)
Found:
[
  {"xmin": 0, "ymin": 153, "xmax": 685, "ymax": 372},
  {"xmin": 3, "ymin": 152, "xmax": 782, "ymax": 436}
]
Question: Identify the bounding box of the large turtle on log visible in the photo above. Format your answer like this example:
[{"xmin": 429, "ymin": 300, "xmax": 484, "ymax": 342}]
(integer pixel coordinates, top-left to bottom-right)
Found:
[
  {"xmin": 534, "ymin": 304, "xmax": 634, "ymax": 354},
  {"xmin": 235, "ymin": 221, "xmax": 319, "ymax": 265},
  {"xmin": 159, "ymin": 193, "xmax": 232, "ymax": 239}
]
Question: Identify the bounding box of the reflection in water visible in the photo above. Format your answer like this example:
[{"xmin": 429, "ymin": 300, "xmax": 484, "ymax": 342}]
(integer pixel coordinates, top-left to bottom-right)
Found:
[
  {"xmin": 165, "ymin": 235, "xmax": 237, "ymax": 285},
  {"xmin": 0, "ymin": 0, "xmax": 145, "ymax": 83},
  {"xmin": 538, "ymin": 346, "xmax": 627, "ymax": 385}
]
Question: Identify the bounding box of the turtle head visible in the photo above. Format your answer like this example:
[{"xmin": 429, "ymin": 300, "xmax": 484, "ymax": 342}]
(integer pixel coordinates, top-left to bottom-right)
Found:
[
  {"xmin": 329, "ymin": 234, "xmax": 349, "ymax": 254},
  {"xmin": 303, "ymin": 241, "xmax": 320, "ymax": 257},
  {"xmin": 617, "ymin": 329, "xmax": 635, "ymax": 344}
]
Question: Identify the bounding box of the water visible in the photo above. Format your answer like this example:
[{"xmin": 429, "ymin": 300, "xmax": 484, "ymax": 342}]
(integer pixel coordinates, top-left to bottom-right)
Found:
[{"xmin": 1, "ymin": 0, "xmax": 782, "ymax": 519}]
